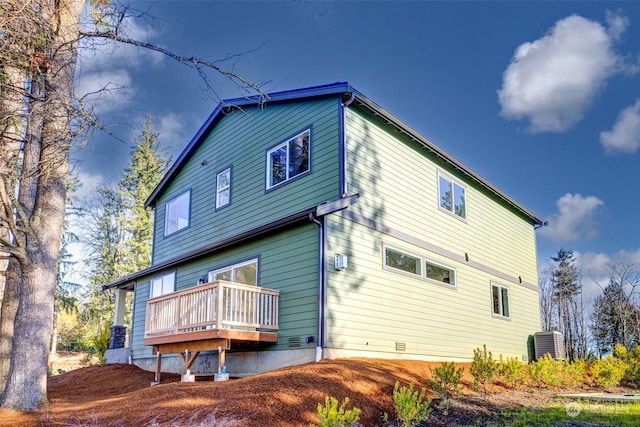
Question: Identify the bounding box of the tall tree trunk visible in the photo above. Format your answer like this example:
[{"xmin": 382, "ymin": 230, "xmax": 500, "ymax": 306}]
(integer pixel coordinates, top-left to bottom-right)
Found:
[{"xmin": 0, "ymin": 0, "xmax": 83, "ymax": 410}]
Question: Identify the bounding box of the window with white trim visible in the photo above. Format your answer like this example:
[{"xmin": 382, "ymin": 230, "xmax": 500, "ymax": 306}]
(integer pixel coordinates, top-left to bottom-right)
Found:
[
  {"xmin": 266, "ymin": 129, "xmax": 310, "ymax": 189},
  {"xmin": 164, "ymin": 190, "xmax": 190, "ymax": 235},
  {"xmin": 208, "ymin": 258, "xmax": 258, "ymax": 286},
  {"xmin": 150, "ymin": 272, "xmax": 175, "ymax": 298},
  {"xmin": 491, "ymin": 283, "xmax": 510, "ymax": 318},
  {"xmin": 383, "ymin": 244, "xmax": 456, "ymax": 287},
  {"xmin": 216, "ymin": 167, "xmax": 231, "ymax": 209},
  {"xmin": 438, "ymin": 173, "xmax": 466, "ymax": 219}
]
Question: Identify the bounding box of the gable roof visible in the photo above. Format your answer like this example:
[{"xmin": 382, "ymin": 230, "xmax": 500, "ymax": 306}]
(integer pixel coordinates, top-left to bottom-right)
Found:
[{"xmin": 146, "ymin": 82, "xmax": 545, "ymax": 226}]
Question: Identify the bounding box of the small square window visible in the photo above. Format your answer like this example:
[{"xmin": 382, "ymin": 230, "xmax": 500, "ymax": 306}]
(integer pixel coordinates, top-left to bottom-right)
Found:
[
  {"xmin": 438, "ymin": 173, "xmax": 466, "ymax": 219},
  {"xmin": 216, "ymin": 167, "xmax": 231, "ymax": 209},
  {"xmin": 164, "ymin": 191, "xmax": 190, "ymax": 235},
  {"xmin": 150, "ymin": 272, "xmax": 175, "ymax": 298},
  {"xmin": 492, "ymin": 283, "xmax": 510, "ymax": 318},
  {"xmin": 266, "ymin": 129, "xmax": 310, "ymax": 189}
]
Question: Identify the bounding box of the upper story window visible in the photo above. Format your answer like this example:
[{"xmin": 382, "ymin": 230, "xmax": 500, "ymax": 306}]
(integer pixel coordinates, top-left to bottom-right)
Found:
[
  {"xmin": 491, "ymin": 282, "xmax": 510, "ymax": 319},
  {"xmin": 164, "ymin": 190, "xmax": 190, "ymax": 236},
  {"xmin": 150, "ymin": 272, "xmax": 175, "ymax": 298},
  {"xmin": 438, "ymin": 173, "xmax": 466, "ymax": 220},
  {"xmin": 383, "ymin": 243, "xmax": 456, "ymax": 287},
  {"xmin": 266, "ymin": 129, "xmax": 310, "ymax": 189},
  {"xmin": 216, "ymin": 167, "xmax": 231, "ymax": 209},
  {"xmin": 208, "ymin": 258, "xmax": 258, "ymax": 286}
]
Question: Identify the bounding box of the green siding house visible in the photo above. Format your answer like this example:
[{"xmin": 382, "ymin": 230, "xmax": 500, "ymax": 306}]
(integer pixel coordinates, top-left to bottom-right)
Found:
[{"xmin": 104, "ymin": 82, "xmax": 545, "ymax": 377}]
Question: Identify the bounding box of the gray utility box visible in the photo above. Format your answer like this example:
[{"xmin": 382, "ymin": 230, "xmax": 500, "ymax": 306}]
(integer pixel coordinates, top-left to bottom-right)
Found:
[{"xmin": 534, "ymin": 331, "xmax": 564, "ymax": 360}]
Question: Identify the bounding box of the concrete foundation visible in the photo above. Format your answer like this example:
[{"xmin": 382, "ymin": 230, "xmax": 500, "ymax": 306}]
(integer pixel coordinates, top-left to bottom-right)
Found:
[
  {"xmin": 133, "ymin": 348, "xmax": 316, "ymax": 377},
  {"xmin": 106, "ymin": 347, "xmax": 131, "ymax": 364}
]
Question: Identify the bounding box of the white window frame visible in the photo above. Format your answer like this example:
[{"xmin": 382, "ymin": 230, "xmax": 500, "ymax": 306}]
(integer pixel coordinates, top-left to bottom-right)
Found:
[
  {"xmin": 150, "ymin": 272, "xmax": 175, "ymax": 298},
  {"xmin": 383, "ymin": 245, "xmax": 422, "ymax": 278},
  {"xmin": 438, "ymin": 172, "xmax": 467, "ymax": 220},
  {"xmin": 266, "ymin": 128, "xmax": 311, "ymax": 190},
  {"xmin": 491, "ymin": 282, "xmax": 511, "ymax": 319},
  {"xmin": 164, "ymin": 190, "xmax": 190, "ymax": 236},
  {"xmin": 208, "ymin": 258, "xmax": 259, "ymax": 286},
  {"xmin": 216, "ymin": 167, "xmax": 231, "ymax": 209},
  {"xmin": 383, "ymin": 243, "xmax": 456, "ymax": 287},
  {"xmin": 425, "ymin": 260, "xmax": 456, "ymax": 286}
]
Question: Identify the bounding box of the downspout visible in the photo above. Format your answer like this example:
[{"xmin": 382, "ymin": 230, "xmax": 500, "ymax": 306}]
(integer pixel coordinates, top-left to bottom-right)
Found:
[
  {"xmin": 309, "ymin": 212, "xmax": 326, "ymax": 362},
  {"xmin": 339, "ymin": 92, "xmax": 355, "ymax": 198}
]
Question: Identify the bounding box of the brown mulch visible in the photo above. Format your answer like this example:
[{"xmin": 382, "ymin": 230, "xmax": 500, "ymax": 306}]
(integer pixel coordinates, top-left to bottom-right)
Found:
[{"xmin": 0, "ymin": 358, "xmax": 634, "ymax": 426}]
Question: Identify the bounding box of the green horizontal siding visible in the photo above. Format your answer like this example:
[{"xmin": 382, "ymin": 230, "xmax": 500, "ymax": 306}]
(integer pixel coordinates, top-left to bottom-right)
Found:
[
  {"xmin": 345, "ymin": 106, "xmax": 539, "ymax": 285},
  {"xmin": 325, "ymin": 215, "xmax": 541, "ymax": 361},
  {"xmin": 131, "ymin": 223, "xmax": 319, "ymax": 361},
  {"xmin": 152, "ymin": 97, "xmax": 340, "ymax": 264}
]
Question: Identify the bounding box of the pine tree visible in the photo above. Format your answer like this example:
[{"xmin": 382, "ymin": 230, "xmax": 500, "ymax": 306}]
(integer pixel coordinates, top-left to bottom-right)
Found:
[
  {"xmin": 119, "ymin": 116, "xmax": 172, "ymax": 274},
  {"xmin": 550, "ymin": 249, "xmax": 585, "ymax": 360}
]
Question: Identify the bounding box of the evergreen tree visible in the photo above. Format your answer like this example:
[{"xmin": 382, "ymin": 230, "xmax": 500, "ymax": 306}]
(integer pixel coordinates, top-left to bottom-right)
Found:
[
  {"xmin": 119, "ymin": 116, "xmax": 172, "ymax": 274},
  {"xmin": 550, "ymin": 249, "xmax": 585, "ymax": 360},
  {"xmin": 591, "ymin": 264, "xmax": 640, "ymax": 354}
]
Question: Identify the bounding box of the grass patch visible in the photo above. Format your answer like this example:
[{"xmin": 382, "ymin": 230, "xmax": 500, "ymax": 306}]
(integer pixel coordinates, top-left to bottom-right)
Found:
[{"xmin": 496, "ymin": 401, "xmax": 640, "ymax": 426}]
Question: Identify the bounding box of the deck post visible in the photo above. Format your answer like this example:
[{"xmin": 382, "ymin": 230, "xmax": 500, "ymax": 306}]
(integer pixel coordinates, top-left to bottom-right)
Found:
[
  {"xmin": 214, "ymin": 344, "xmax": 229, "ymax": 381},
  {"xmin": 152, "ymin": 351, "xmax": 162, "ymax": 386}
]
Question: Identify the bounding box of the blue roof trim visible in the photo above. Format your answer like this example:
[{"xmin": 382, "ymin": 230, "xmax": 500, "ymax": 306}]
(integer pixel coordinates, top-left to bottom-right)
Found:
[{"xmin": 145, "ymin": 82, "xmax": 351, "ymax": 208}]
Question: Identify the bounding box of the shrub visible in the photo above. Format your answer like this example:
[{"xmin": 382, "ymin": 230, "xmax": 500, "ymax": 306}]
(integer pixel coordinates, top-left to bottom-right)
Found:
[
  {"xmin": 562, "ymin": 358, "xmax": 587, "ymax": 387},
  {"xmin": 614, "ymin": 344, "xmax": 640, "ymax": 387},
  {"xmin": 526, "ymin": 354, "xmax": 563, "ymax": 388},
  {"xmin": 310, "ymin": 396, "xmax": 361, "ymax": 427},
  {"xmin": 391, "ymin": 381, "xmax": 432, "ymax": 427},
  {"xmin": 497, "ymin": 355, "xmax": 525, "ymax": 390},
  {"xmin": 92, "ymin": 323, "xmax": 110, "ymax": 365},
  {"xmin": 589, "ymin": 356, "xmax": 627, "ymax": 388},
  {"xmin": 429, "ymin": 361, "xmax": 464, "ymax": 400},
  {"xmin": 470, "ymin": 344, "xmax": 497, "ymax": 393}
]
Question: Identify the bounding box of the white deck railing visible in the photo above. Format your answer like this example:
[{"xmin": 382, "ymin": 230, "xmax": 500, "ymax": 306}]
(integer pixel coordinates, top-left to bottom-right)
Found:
[{"xmin": 145, "ymin": 280, "xmax": 279, "ymax": 339}]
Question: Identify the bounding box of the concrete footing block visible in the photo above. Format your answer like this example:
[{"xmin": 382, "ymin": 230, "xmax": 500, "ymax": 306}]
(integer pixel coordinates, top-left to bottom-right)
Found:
[
  {"xmin": 181, "ymin": 374, "xmax": 196, "ymax": 382},
  {"xmin": 214, "ymin": 373, "xmax": 230, "ymax": 382}
]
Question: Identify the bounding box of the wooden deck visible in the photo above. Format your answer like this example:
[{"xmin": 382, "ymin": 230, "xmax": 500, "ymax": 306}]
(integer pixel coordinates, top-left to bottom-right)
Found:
[
  {"xmin": 144, "ymin": 280, "xmax": 280, "ymax": 383},
  {"xmin": 144, "ymin": 280, "xmax": 280, "ymax": 347}
]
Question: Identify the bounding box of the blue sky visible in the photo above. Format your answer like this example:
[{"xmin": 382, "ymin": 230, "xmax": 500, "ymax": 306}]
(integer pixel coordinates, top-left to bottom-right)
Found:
[{"xmin": 73, "ymin": 1, "xmax": 640, "ymax": 299}]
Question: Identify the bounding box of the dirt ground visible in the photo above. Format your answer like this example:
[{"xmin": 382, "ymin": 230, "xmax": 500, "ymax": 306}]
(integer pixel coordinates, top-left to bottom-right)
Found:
[{"xmin": 0, "ymin": 357, "xmax": 635, "ymax": 427}]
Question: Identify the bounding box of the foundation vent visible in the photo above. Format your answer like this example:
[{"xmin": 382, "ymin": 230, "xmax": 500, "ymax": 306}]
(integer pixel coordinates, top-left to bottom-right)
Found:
[
  {"xmin": 395, "ymin": 342, "xmax": 406, "ymax": 351},
  {"xmin": 288, "ymin": 337, "xmax": 301, "ymax": 348}
]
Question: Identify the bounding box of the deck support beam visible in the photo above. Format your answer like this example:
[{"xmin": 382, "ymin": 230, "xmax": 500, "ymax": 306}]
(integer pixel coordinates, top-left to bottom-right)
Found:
[{"xmin": 150, "ymin": 339, "xmax": 231, "ymax": 384}]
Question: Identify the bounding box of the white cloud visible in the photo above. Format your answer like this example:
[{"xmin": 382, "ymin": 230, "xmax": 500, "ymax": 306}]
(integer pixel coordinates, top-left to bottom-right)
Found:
[
  {"xmin": 600, "ymin": 99, "xmax": 640, "ymax": 154},
  {"xmin": 75, "ymin": 69, "xmax": 134, "ymax": 114},
  {"xmin": 158, "ymin": 113, "xmax": 190, "ymax": 150},
  {"xmin": 498, "ymin": 14, "xmax": 624, "ymax": 132},
  {"xmin": 75, "ymin": 14, "xmax": 163, "ymax": 113},
  {"xmin": 539, "ymin": 193, "xmax": 605, "ymax": 242}
]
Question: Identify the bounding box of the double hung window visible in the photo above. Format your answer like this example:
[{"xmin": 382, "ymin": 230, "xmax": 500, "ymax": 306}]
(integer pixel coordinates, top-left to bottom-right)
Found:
[
  {"xmin": 164, "ymin": 190, "xmax": 190, "ymax": 235},
  {"xmin": 267, "ymin": 129, "xmax": 310, "ymax": 189},
  {"xmin": 491, "ymin": 283, "xmax": 510, "ymax": 318},
  {"xmin": 216, "ymin": 167, "xmax": 231, "ymax": 209},
  {"xmin": 438, "ymin": 173, "xmax": 466, "ymax": 219}
]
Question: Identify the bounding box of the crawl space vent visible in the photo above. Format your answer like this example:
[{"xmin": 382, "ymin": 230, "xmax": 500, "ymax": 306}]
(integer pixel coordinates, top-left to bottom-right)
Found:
[
  {"xmin": 288, "ymin": 337, "xmax": 301, "ymax": 348},
  {"xmin": 395, "ymin": 342, "xmax": 406, "ymax": 351}
]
